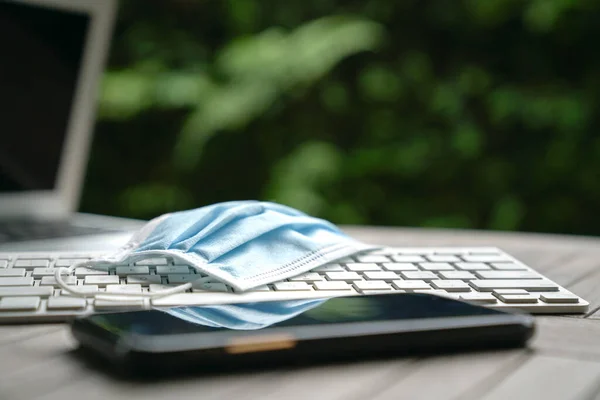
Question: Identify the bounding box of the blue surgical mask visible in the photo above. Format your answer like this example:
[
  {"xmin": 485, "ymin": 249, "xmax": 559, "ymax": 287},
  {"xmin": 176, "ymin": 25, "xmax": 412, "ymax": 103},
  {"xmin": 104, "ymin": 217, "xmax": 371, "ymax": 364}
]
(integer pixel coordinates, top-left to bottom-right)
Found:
[
  {"xmin": 55, "ymin": 200, "xmax": 375, "ymax": 301},
  {"xmin": 162, "ymin": 298, "xmax": 327, "ymax": 330}
]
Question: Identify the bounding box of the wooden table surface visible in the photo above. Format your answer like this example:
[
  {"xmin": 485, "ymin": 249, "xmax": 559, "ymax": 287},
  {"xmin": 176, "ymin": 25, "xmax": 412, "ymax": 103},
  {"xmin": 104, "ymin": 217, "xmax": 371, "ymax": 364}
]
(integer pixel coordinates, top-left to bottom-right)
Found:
[{"xmin": 1, "ymin": 226, "xmax": 600, "ymax": 400}]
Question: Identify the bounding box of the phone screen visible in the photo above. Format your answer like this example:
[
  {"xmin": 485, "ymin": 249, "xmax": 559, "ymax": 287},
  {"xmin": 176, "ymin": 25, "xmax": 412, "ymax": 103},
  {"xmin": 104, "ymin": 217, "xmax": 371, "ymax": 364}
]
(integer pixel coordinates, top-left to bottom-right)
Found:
[{"xmin": 83, "ymin": 294, "xmax": 509, "ymax": 337}]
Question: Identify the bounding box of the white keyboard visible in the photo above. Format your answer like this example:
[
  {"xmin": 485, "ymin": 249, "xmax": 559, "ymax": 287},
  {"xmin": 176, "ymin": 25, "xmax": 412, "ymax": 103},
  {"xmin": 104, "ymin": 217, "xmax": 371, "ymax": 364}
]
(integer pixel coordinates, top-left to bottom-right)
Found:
[{"xmin": 0, "ymin": 247, "xmax": 589, "ymax": 322}]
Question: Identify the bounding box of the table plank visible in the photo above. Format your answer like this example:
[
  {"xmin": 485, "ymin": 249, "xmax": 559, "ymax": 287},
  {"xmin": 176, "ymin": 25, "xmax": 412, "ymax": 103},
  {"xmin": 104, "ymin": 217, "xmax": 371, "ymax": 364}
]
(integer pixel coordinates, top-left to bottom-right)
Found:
[
  {"xmin": 368, "ymin": 350, "xmax": 525, "ymax": 400},
  {"xmin": 531, "ymin": 317, "xmax": 600, "ymax": 359},
  {"xmin": 542, "ymin": 252, "xmax": 600, "ymax": 288},
  {"xmin": 473, "ymin": 355, "xmax": 600, "ymax": 400},
  {"xmin": 564, "ymin": 268, "xmax": 600, "ymax": 315},
  {"xmin": 237, "ymin": 359, "xmax": 414, "ymax": 400}
]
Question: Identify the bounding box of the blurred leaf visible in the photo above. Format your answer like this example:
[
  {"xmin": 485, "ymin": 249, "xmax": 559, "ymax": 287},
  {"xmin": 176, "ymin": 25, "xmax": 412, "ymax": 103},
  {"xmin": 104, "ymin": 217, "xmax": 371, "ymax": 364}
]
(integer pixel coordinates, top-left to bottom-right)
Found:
[
  {"xmin": 320, "ymin": 81, "xmax": 349, "ymax": 113},
  {"xmin": 451, "ymin": 122, "xmax": 483, "ymax": 159},
  {"xmin": 226, "ymin": 0, "xmax": 259, "ymax": 33},
  {"xmin": 174, "ymin": 80, "xmax": 278, "ymax": 170},
  {"xmin": 359, "ymin": 65, "xmax": 403, "ymax": 102},
  {"xmin": 400, "ymin": 52, "xmax": 433, "ymax": 85},
  {"xmin": 153, "ymin": 73, "xmax": 215, "ymax": 108},
  {"xmin": 98, "ymin": 71, "xmax": 154, "ymax": 120},
  {"xmin": 523, "ymin": 0, "xmax": 576, "ymax": 32},
  {"xmin": 457, "ymin": 66, "xmax": 492, "ymax": 95},
  {"xmin": 119, "ymin": 184, "xmax": 193, "ymax": 218},
  {"xmin": 488, "ymin": 195, "xmax": 525, "ymax": 230},
  {"xmin": 431, "ymin": 83, "xmax": 463, "ymax": 120},
  {"xmin": 421, "ymin": 214, "xmax": 473, "ymax": 229},
  {"xmin": 265, "ymin": 141, "xmax": 343, "ymax": 215},
  {"xmin": 487, "ymin": 87, "xmax": 522, "ymax": 125},
  {"xmin": 173, "ymin": 15, "xmax": 384, "ymax": 169},
  {"xmin": 464, "ymin": 0, "xmax": 522, "ymax": 26}
]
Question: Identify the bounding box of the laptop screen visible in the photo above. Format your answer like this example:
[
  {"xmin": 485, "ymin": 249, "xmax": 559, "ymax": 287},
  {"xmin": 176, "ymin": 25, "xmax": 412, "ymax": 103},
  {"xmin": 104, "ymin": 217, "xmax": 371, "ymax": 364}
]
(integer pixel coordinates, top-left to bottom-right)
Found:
[{"xmin": 0, "ymin": 1, "xmax": 90, "ymax": 193}]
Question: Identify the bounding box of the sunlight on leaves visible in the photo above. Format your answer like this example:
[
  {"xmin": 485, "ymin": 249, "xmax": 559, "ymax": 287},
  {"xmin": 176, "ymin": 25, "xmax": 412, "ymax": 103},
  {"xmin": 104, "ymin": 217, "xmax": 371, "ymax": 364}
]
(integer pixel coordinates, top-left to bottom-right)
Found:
[{"xmin": 264, "ymin": 141, "xmax": 343, "ymax": 215}]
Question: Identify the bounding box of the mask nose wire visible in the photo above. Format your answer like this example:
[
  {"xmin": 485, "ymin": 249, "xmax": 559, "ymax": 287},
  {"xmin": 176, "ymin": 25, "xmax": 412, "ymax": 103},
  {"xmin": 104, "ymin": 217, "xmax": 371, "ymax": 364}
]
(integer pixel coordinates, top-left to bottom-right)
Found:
[{"xmin": 53, "ymin": 262, "xmax": 214, "ymax": 302}]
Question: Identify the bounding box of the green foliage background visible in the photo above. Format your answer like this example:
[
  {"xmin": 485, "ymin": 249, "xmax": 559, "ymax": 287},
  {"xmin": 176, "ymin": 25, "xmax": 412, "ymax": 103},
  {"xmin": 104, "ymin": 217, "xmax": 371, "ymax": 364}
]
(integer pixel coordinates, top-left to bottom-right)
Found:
[{"xmin": 82, "ymin": 0, "xmax": 600, "ymax": 236}]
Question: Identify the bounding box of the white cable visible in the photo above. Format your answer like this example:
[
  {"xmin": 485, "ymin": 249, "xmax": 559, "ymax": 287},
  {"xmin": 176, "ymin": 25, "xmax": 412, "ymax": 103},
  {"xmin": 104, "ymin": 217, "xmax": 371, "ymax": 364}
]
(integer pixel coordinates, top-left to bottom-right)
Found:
[{"xmin": 53, "ymin": 262, "xmax": 214, "ymax": 302}]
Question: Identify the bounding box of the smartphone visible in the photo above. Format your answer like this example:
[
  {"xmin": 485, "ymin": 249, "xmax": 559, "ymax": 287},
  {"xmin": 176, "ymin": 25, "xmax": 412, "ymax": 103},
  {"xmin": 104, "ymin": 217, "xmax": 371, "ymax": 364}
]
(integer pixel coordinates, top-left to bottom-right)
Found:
[{"xmin": 70, "ymin": 293, "xmax": 535, "ymax": 377}]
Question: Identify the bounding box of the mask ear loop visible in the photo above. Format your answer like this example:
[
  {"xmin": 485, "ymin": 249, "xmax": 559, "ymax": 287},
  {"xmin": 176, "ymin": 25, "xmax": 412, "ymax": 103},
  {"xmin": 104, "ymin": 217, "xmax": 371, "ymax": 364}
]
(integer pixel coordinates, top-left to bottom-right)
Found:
[{"xmin": 54, "ymin": 262, "xmax": 214, "ymax": 303}]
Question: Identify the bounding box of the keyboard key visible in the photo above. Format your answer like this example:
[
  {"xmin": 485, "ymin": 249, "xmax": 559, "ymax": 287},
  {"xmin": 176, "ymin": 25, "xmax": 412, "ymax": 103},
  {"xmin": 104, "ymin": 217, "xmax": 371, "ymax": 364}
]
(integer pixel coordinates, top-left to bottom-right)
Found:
[
  {"xmin": 15, "ymin": 254, "xmax": 55, "ymax": 259},
  {"xmin": 126, "ymin": 275, "xmax": 162, "ymax": 285},
  {"xmin": 40, "ymin": 276, "xmax": 77, "ymax": 286},
  {"xmin": 156, "ymin": 266, "xmax": 191, "ymax": 275},
  {"xmin": 355, "ymin": 255, "xmax": 390, "ymax": 263},
  {"xmin": 361, "ymin": 290, "xmax": 399, "ymax": 295},
  {"xmin": 14, "ymin": 259, "xmax": 49, "ymax": 268},
  {"xmin": 369, "ymin": 248, "xmax": 401, "ymax": 255},
  {"xmin": 312, "ymin": 264, "xmax": 345, "ymax": 272},
  {"xmin": 168, "ymin": 274, "xmax": 202, "ymax": 284},
  {"xmin": 134, "ymin": 258, "xmax": 169, "ymax": 266},
  {"xmin": 0, "ymin": 296, "xmax": 40, "ymax": 311},
  {"xmin": 0, "ymin": 269, "xmax": 25, "ymax": 277},
  {"xmin": 289, "ymin": 273, "xmax": 324, "ymax": 282},
  {"xmin": 152, "ymin": 294, "xmax": 234, "ymax": 307},
  {"xmin": 47, "ymin": 297, "xmax": 87, "ymax": 310},
  {"xmin": 459, "ymin": 293, "xmax": 497, "ymax": 304},
  {"xmin": 273, "ymin": 282, "xmax": 312, "ymax": 291},
  {"xmin": 314, "ymin": 281, "xmax": 353, "ymax": 291},
  {"xmin": 475, "ymin": 271, "xmax": 541, "ymax": 280},
  {"xmin": 0, "ymin": 261, "xmax": 7, "ymax": 268},
  {"xmin": 415, "ymin": 290, "xmax": 458, "ymax": 299},
  {"xmin": 400, "ymin": 271, "xmax": 437, "ymax": 281},
  {"xmin": 116, "ymin": 266, "xmax": 150, "ymax": 276},
  {"xmin": 94, "ymin": 299, "xmax": 145, "ymax": 310},
  {"xmin": 430, "ymin": 280, "xmax": 471, "ymax": 292},
  {"xmin": 494, "ymin": 293, "xmax": 538, "ymax": 303},
  {"xmin": 392, "ymin": 280, "xmax": 431, "ymax": 290},
  {"xmin": 427, "ymin": 255, "xmax": 460, "ymax": 262},
  {"xmin": 346, "ymin": 263, "xmax": 382, "ymax": 272},
  {"xmin": 325, "ymin": 272, "xmax": 362, "ymax": 282},
  {"xmin": 0, "ymin": 277, "xmax": 33, "ymax": 286},
  {"xmin": 382, "ymin": 263, "xmax": 418, "ymax": 271},
  {"xmin": 106, "ymin": 284, "xmax": 142, "ymax": 294},
  {"xmin": 363, "ymin": 271, "xmax": 399, "ymax": 281},
  {"xmin": 149, "ymin": 284, "xmax": 174, "ymax": 292},
  {"xmin": 0, "ymin": 286, "xmax": 53, "ymax": 297},
  {"xmin": 470, "ymin": 280, "xmax": 559, "ymax": 292},
  {"xmin": 249, "ymin": 285, "xmax": 271, "ymax": 292},
  {"xmin": 455, "ymin": 263, "xmax": 491, "ymax": 271},
  {"xmin": 55, "ymin": 259, "xmax": 90, "ymax": 267},
  {"xmin": 353, "ymin": 280, "xmax": 392, "ymax": 292},
  {"xmin": 32, "ymin": 268, "xmax": 58, "ymax": 277},
  {"xmin": 540, "ymin": 293, "xmax": 580, "ymax": 304},
  {"xmin": 75, "ymin": 267, "xmax": 108, "ymax": 277},
  {"xmin": 493, "ymin": 289, "xmax": 529, "ymax": 295},
  {"xmin": 490, "ymin": 263, "xmax": 528, "ymax": 271},
  {"xmin": 462, "ymin": 255, "xmax": 511, "ymax": 263},
  {"xmin": 84, "ymin": 275, "xmax": 119, "ymax": 286},
  {"xmin": 438, "ymin": 271, "xmax": 476, "ymax": 280},
  {"xmin": 62, "ymin": 285, "xmax": 98, "ymax": 295},
  {"xmin": 391, "ymin": 255, "xmax": 426, "ymax": 263},
  {"xmin": 419, "ymin": 263, "xmax": 455, "ymax": 271},
  {"xmin": 192, "ymin": 282, "xmax": 229, "ymax": 293}
]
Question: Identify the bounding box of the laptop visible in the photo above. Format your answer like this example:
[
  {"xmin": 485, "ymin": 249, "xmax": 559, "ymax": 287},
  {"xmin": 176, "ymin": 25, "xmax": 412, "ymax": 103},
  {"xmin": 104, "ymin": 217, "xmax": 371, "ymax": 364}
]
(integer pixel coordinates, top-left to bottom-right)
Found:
[{"xmin": 0, "ymin": 0, "xmax": 142, "ymax": 243}]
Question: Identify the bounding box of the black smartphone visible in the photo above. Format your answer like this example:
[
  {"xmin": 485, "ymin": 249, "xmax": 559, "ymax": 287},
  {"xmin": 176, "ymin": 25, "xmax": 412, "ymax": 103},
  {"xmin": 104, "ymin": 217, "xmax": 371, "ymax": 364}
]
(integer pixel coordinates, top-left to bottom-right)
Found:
[{"xmin": 70, "ymin": 293, "xmax": 535, "ymax": 377}]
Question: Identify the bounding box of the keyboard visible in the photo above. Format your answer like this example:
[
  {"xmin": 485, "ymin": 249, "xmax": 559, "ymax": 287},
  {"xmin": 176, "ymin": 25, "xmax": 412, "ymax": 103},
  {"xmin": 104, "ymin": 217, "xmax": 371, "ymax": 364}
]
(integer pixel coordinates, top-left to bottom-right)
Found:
[
  {"xmin": 0, "ymin": 247, "xmax": 589, "ymax": 322},
  {"xmin": 0, "ymin": 220, "xmax": 120, "ymax": 243}
]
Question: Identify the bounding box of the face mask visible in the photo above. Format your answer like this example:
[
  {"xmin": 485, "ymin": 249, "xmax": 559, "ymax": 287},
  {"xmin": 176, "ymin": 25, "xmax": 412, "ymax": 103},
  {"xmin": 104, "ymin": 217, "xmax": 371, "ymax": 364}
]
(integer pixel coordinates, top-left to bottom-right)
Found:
[
  {"xmin": 162, "ymin": 298, "xmax": 326, "ymax": 330},
  {"xmin": 55, "ymin": 200, "xmax": 375, "ymax": 302}
]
